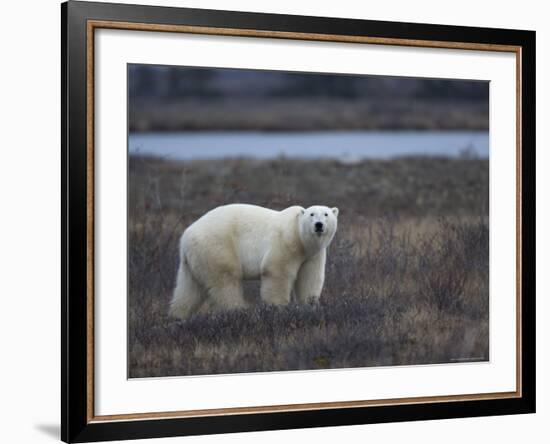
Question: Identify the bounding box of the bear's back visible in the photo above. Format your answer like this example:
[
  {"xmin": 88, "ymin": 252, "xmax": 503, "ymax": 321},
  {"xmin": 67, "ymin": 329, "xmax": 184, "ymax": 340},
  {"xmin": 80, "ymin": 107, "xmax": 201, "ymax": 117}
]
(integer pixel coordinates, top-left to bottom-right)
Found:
[{"xmin": 182, "ymin": 204, "xmax": 300, "ymax": 280}]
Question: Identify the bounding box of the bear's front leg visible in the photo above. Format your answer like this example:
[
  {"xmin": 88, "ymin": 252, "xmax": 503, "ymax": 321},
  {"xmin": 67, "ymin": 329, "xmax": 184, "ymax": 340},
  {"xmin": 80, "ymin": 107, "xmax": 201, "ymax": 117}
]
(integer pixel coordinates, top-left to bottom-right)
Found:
[
  {"xmin": 207, "ymin": 279, "xmax": 247, "ymax": 311},
  {"xmin": 294, "ymin": 250, "xmax": 326, "ymax": 304},
  {"xmin": 260, "ymin": 267, "xmax": 296, "ymax": 306}
]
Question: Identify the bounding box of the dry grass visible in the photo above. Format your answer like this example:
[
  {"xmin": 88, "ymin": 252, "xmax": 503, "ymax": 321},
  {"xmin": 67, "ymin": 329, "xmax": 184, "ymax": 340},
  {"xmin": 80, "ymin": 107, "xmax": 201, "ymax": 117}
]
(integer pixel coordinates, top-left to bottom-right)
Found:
[{"xmin": 128, "ymin": 155, "xmax": 489, "ymax": 377}]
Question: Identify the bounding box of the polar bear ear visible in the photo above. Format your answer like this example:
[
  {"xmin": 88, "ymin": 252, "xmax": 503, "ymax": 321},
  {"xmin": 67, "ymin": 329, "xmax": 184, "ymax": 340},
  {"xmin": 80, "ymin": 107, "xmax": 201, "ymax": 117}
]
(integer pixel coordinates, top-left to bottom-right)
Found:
[
  {"xmin": 300, "ymin": 207, "xmax": 305, "ymax": 215},
  {"xmin": 332, "ymin": 207, "xmax": 339, "ymax": 217}
]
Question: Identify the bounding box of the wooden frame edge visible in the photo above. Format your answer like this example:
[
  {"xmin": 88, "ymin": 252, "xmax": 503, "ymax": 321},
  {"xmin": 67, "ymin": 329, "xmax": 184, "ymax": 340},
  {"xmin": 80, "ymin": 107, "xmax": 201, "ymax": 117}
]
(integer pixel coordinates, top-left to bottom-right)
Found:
[
  {"xmin": 515, "ymin": 46, "xmax": 523, "ymax": 398},
  {"xmin": 86, "ymin": 19, "xmax": 95, "ymax": 424},
  {"xmin": 89, "ymin": 19, "xmax": 521, "ymax": 52},
  {"xmin": 90, "ymin": 391, "xmax": 520, "ymax": 423}
]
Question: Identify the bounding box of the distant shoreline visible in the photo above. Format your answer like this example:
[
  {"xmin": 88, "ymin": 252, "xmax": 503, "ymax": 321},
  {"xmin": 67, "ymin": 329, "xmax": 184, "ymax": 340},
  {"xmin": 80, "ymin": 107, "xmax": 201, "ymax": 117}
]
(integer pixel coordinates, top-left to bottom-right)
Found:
[{"xmin": 129, "ymin": 98, "xmax": 489, "ymax": 132}]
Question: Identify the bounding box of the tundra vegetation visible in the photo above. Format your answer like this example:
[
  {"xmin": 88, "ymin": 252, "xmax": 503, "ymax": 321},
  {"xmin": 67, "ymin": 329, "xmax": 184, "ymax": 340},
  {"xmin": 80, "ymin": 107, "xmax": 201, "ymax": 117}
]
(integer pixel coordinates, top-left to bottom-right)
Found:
[{"xmin": 128, "ymin": 155, "xmax": 489, "ymax": 377}]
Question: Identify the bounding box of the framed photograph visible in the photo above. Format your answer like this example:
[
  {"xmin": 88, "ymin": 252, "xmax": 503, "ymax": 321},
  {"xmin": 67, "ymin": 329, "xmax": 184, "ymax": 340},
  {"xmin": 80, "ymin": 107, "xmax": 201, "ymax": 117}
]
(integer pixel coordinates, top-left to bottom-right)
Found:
[{"xmin": 62, "ymin": 1, "xmax": 535, "ymax": 442}]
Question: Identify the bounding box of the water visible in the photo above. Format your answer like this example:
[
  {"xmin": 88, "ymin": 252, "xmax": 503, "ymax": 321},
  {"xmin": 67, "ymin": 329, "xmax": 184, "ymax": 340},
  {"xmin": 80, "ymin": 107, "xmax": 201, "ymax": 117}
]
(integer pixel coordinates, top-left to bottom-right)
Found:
[{"xmin": 129, "ymin": 130, "xmax": 489, "ymax": 161}]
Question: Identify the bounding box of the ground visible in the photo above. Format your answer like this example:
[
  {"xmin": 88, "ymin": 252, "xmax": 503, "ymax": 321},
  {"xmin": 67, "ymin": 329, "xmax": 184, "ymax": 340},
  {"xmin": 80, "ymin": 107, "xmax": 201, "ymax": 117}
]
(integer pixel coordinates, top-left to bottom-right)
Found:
[{"xmin": 128, "ymin": 155, "xmax": 489, "ymax": 377}]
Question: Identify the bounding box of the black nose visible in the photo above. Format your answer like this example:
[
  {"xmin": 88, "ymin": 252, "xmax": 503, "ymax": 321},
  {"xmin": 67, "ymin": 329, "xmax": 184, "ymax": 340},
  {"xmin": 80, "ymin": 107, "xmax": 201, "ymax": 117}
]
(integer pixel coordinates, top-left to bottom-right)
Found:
[{"xmin": 315, "ymin": 222, "xmax": 324, "ymax": 231}]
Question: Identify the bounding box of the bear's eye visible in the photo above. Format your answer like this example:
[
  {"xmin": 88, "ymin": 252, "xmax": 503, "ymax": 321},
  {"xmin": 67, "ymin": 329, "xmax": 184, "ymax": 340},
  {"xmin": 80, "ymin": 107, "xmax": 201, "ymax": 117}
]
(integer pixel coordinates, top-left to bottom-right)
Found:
[
  {"xmin": 310, "ymin": 213, "xmax": 314, "ymax": 217},
  {"xmin": 324, "ymin": 213, "xmax": 328, "ymax": 217}
]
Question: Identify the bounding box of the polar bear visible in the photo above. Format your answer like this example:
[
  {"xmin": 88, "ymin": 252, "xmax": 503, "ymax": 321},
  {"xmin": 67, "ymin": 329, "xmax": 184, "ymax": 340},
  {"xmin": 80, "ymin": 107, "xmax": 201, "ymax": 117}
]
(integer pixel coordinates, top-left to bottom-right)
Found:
[{"xmin": 169, "ymin": 204, "xmax": 338, "ymax": 319}]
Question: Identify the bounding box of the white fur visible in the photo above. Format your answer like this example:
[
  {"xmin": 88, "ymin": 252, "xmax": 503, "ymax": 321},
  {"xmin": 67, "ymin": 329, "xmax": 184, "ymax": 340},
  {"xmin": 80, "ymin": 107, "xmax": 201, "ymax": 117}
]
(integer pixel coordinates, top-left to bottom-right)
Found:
[{"xmin": 169, "ymin": 204, "xmax": 338, "ymax": 319}]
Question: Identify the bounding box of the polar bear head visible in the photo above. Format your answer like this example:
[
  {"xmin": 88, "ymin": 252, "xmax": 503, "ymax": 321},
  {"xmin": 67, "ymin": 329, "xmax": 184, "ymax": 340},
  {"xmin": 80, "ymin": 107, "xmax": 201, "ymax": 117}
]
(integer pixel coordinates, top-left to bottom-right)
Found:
[{"xmin": 298, "ymin": 205, "xmax": 339, "ymax": 254}]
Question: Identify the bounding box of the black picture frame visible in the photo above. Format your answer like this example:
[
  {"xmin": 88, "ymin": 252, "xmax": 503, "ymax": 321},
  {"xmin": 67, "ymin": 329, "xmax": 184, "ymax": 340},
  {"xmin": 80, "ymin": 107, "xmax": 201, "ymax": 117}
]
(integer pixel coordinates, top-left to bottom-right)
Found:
[{"xmin": 62, "ymin": 1, "xmax": 536, "ymax": 442}]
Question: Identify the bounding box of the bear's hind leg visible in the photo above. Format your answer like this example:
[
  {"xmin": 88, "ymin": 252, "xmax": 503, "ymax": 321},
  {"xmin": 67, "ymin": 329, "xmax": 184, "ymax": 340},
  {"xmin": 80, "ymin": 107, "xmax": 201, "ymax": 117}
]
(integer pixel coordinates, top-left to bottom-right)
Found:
[{"xmin": 169, "ymin": 259, "xmax": 205, "ymax": 319}]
